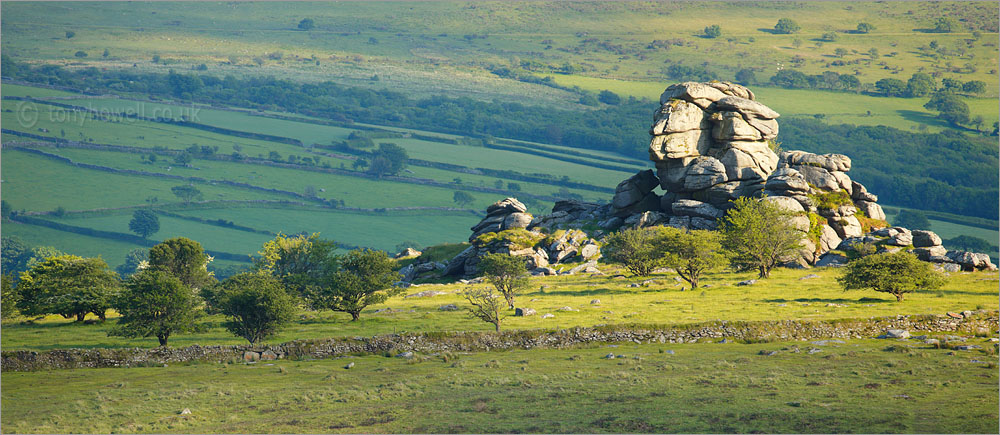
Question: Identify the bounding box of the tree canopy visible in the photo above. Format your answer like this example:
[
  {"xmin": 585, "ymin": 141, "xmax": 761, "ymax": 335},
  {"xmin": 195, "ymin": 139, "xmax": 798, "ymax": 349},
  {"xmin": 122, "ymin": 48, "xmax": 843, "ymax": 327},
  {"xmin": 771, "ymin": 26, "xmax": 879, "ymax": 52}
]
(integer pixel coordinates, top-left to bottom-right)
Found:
[
  {"xmin": 477, "ymin": 253, "xmax": 530, "ymax": 309},
  {"xmin": 129, "ymin": 209, "xmax": 160, "ymax": 239},
  {"xmin": 837, "ymin": 251, "xmax": 944, "ymax": 301},
  {"xmin": 254, "ymin": 233, "xmax": 338, "ymax": 297},
  {"xmin": 657, "ymin": 228, "xmax": 729, "ymax": 290},
  {"xmin": 719, "ymin": 197, "xmax": 803, "ymax": 278},
  {"xmin": 16, "ymin": 255, "xmax": 119, "ymax": 321},
  {"xmin": 110, "ymin": 270, "xmax": 198, "ymax": 346},
  {"xmin": 307, "ymin": 248, "xmax": 401, "ymax": 321},
  {"xmin": 602, "ymin": 226, "xmax": 668, "ymax": 277},
  {"xmin": 148, "ymin": 237, "xmax": 215, "ymax": 290},
  {"xmin": 210, "ymin": 273, "xmax": 295, "ymax": 344},
  {"xmin": 773, "ymin": 18, "xmax": 800, "ymax": 34}
]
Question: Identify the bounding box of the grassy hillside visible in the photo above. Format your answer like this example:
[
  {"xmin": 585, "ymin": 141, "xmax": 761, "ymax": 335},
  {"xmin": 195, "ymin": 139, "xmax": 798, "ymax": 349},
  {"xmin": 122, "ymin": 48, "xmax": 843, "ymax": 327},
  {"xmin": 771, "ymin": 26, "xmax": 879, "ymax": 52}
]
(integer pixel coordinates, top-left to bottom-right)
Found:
[{"xmin": 2, "ymin": 337, "xmax": 996, "ymax": 433}]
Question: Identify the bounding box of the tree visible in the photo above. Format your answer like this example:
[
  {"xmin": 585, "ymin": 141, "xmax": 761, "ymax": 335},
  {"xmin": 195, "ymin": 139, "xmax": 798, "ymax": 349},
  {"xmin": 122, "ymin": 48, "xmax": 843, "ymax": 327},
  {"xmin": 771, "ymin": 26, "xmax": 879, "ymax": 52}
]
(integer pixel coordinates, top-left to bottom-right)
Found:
[
  {"xmin": 940, "ymin": 77, "xmax": 962, "ymax": 91},
  {"xmin": 821, "ymin": 32, "xmax": 838, "ymax": 42},
  {"xmin": 905, "ymin": 73, "xmax": 936, "ymax": 97},
  {"xmin": 962, "ymin": 80, "xmax": 987, "ymax": 95},
  {"xmin": 171, "ymin": 185, "xmax": 203, "ymax": 203},
  {"xmin": 970, "ymin": 115, "xmax": 985, "ymax": 132},
  {"xmin": 16, "ymin": 255, "xmax": 119, "ymax": 321},
  {"xmin": 307, "ymin": 248, "xmax": 401, "ymax": 321},
  {"xmin": 352, "ymin": 158, "xmax": 368, "ymax": 171},
  {"xmin": 874, "ymin": 78, "xmax": 906, "ymax": 97},
  {"xmin": 210, "ymin": 273, "xmax": 295, "ymax": 344},
  {"xmin": 255, "ymin": 233, "xmax": 338, "ymax": 297},
  {"xmin": 773, "ymin": 18, "xmax": 801, "ymax": 34},
  {"xmin": 128, "ymin": 209, "xmax": 160, "ymax": 239},
  {"xmin": 65, "ymin": 31, "xmax": 75, "ymax": 39},
  {"xmin": 477, "ymin": 253, "xmax": 530, "ymax": 309},
  {"xmin": 932, "ymin": 17, "xmax": 955, "ymax": 33},
  {"xmin": 74, "ymin": 51, "xmax": 88, "ymax": 58},
  {"xmin": 462, "ymin": 287, "xmax": 505, "ymax": 332},
  {"xmin": 834, "ymin": 47, "xmax": 848, "ymax": 58},
  {"xmin": 937, "ymin": 98, "xmax": 970, "ymax": 126},
  {"xmin": 102, "ymin": 48, "xmax": 110, "ymax": 58},
  {"xmin": 453, "ymin": 191, "xmax": 475, "ymax": 207},
  {"xmin": 148, "ymin": 237, "xmax": 215, "ymax": 290},
  {"xmin": 115, "ymin": 248, "xmax": 149, "ymax": 278},
  {"xmin": 598, "ymin": 90, "xmax": 622, "ymax": 105},
  {"xmin": 657, "ymin": 228, "xmax": 729, "ymax": 291},
  {"xmin": 944, "ymin": 235, "xmax": 996, "ymax": 253},
  {"xmin": 734, "ymin": 68, "xmax": 756, "ymax": 85},
  {"xmin": 602, "ymin": 227, "xmax": 667, "ymax": 277},
  {"xmin": 856, "ymin": 22, "xmax": 875, "ymax": 33},
  {"xmin": 837, "ymin": 251, "xmax": 944, "ymax": 301},
  {"xmin": 893, "ymin": 210, "xmax": 931, "ymax": 230},
  {"xmin": 719, "ymin": 196, "xmax": 803, "ymax": 278},
  {"xmin": 1, "ymin": 200, "xmax": 12, "ymax": 220},
  {"xmin": 1, "ymin": 274, "xmax": 18, "ymax": 319},
  {"xmin": 110, "ymin": 270, "xmax": 197, "ymax": 346},
  {"xmin": 367, "ymin": 143, "xmax": 408, "ymax": 177},
  {"xmin": 297, "ymin": 18, "xmax": 315, "ymax": 31},
  {"xmin": 703, "ymin": 24, "xmax": 722, "ymax": 38}
]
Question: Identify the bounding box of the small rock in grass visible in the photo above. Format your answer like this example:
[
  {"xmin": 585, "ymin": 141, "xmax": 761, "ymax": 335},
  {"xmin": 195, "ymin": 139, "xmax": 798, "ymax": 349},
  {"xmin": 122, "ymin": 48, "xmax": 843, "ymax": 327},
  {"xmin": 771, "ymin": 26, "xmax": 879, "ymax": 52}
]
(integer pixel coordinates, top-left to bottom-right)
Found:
[
  {"xmin": 759, "ymin": 350, "xmax": 778, "ymax": 356},
  {"xmin": 736, "ymin": 279, "xmax": 757, "ymax": 286},
  {"xmin": 591, "ymin": 299, "xmax": 601, "ymax": 304},
  {"xmin": 807, "ymin": 348, "xmax": 823, "ymax": 354},
  {"xmin": 557, "ymin": 306, "xmax": 575, "ymax": 312},
  {"xmin": 604, "ymin": 353, "xmax": 616, "ymax": 359},
  {"xmin": 799, "ymin": 274, "xmax": 820, "ymax": 280},
  {"xmin": 438, "ymin": 304, "xmax": 459, "ymax": 311},
  {"xmin": 953, "ymin": 345, "xmax": 982, "ymax": 351},
  {"xmin": 345, "ymin": 362, "xmax": 355, "ymax": 369},
  {"xmin": 541, "ymin": 313, "xmax": 554, "ymax": 319},
  {"xmin": 396, "ymin": 352, "xmax": 414, "ymax": 359},
  {"xmin": 884, "ymin": 329, "xmax": 910, "ymax": 339},
  {"xmin": 515, "ymin": 308, "xmax": 536, "ymax": 317},
  {"xmin": 180, "ymin": 408, "xmax": 191, "ymax": 415},
  {"xmin": 811, "ymin": 340, "xmax": 845, "ymax": 346},
  {"xmin": 924, "ymin": 339, "xmax": 940, "ymax": 346},
  {"xmin": 664, "ymin": 349, "xmax": 675, "ymax": 355}
]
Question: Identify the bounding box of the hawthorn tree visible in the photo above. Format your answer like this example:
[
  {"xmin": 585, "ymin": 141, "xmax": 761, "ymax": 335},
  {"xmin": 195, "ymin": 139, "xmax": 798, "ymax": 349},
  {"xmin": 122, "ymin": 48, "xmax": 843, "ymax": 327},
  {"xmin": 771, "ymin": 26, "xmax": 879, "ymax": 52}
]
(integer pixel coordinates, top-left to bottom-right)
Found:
[
  {"xmin": 148, "ymin": 237, "xmax": 215, "ymax": 290},
  {"xmin": 477, "ymin": 253, "xmax": 530, "ymax": 309},
  {"xmin": 208, "ymin": 273, "xmax": 295, "ymax": 344},
  {"xmin": 837, "ymin": 251, "xmax": 944, "ymax": 301},
  {"xmin": 111, "ymin": 270, "xmax": 198, "ymax": 346},
  {"xmin": 602, "ymin": 226, "xmax": 667, "ymax": 277},
  {"xmin": 719, "ymin": 197, "xmax": 803, "ymax": 278},
  {"xmin": 773, "ymin": 18, "xmax": 800, "ymax": 34},
  {"xmin": 308, "ymin": 248, "xmax": 401, "ymax": 321},
  {"xmin": 657, "ymin": 228, "xmax": 729, "ymax": 290},
  {"xmin": 128, "ymin": 209, "xmax": 160, "ymax": 239},
  {"xmin": 16, "ymin": 255, "xmax": 119, "ymax": 322},
  {"xmin": 463, "ymin": 286, "xmax": 506, "ymax": 332},
  {"xmin": 254, "ymin": 233, "xmax": 338, "ymax": 297}
]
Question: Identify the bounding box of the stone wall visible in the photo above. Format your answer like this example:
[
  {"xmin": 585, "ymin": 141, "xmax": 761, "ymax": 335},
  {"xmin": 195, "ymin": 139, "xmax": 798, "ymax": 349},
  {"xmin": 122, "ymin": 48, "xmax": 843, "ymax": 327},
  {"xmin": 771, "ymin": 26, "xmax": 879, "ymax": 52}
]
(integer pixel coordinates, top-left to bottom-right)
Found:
[{"xmin": 4, "ymin": 311, "xmax": 995, "ymax": 372}]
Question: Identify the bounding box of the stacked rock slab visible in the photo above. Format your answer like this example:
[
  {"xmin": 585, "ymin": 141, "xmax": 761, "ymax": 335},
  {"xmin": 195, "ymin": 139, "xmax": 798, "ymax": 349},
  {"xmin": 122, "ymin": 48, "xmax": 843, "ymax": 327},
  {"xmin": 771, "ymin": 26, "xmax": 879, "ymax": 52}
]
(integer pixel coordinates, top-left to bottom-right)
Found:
[
  {"xmin": 762, "ymin": 150, "xmax": 890, "ymax": 264},
  {"xmin": 819, "ymin": 227, "xmax": 997, "ymax": 272},
  {"xmin": 445, "ymin": 198, "xmax": 602, "ymax": 278},
  {"xmin": 647, "ymin": 82, "xmax": 780, "ymax": 228},
  {"xmin": 468, "ymin": 198, "xmax": 533, "ymax": 242}
]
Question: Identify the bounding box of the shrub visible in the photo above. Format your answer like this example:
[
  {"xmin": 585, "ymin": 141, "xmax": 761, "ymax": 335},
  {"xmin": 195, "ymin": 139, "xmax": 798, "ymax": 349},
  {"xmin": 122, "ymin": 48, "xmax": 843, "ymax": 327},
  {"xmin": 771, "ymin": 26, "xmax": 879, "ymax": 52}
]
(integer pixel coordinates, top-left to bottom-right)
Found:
[
  {"xmin": 703, "ymin": 25, "xmax": 722, "ymax": 38},
  {"xmin": 462, "ymin": 286, "xmax": 506, "ymax": 332},
  {"xmin": 602, "ymin": 227, "xmax": 669, "ymax": 277},
  {"xmin": 719, "ymin": 197, "xmax": 803, "ymax": 278},
  {"xmin": 773, "ymin": 18, "xmax": 801, "ymax": 34},
  {"xmin": 657, "ymin": 228, "xmax": 728, "ymax": 290},
  {"xmin": 210, "ymin": 273, "xmax": 295, "ymax": 344},
  {"xmin": 16, "ymin": 255, "xmax": 119, "ymax": 322},
  {"xmin": 474, "ymin": 228, "xmax": 543, "ymax": 250},
  {"xmin": 110, "ymin": 270, "xmax": 198, "ymax": 346},
  {"xmin": 837, "ymin": 251, "xmax": 944, "ymax": 301},
  {"xmin": 307, "ymin": 248, "xmax": 402, "ymax": 321}
]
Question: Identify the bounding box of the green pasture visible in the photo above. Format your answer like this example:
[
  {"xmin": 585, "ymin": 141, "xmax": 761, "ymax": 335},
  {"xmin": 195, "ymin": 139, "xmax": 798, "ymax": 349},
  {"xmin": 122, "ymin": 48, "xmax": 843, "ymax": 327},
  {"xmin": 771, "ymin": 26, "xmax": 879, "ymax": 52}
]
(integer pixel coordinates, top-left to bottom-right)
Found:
[
  {"xmin": 543, "ymin": 75, "xmax": 998, "ymax": 133},
  {"xmin": 2, "ymin": 266, "xmax": 995, "ymax": 351},
  {"xmin": 3, "ymin": 336, "xmax": 997, "ymax": 434},
  {"xmin": 0, "ymin": 150, "xmax": 284, "ymax": 212},
  {"xmin": 180, "ymin": 207, "xmax": 480, "ymax": 253},
  {"xmin": 0, "ymin": 220, "xmax": 145, "ymax": 268}
]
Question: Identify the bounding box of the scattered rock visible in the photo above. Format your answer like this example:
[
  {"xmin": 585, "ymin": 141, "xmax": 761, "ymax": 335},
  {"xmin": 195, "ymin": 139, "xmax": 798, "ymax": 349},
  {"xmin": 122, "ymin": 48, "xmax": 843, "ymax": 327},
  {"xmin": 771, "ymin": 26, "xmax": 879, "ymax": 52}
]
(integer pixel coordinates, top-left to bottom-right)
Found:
[
  {"xmin": 557, "ymin": 306, "xmax": 576, "ymax": 312},
  {"xmin": 514, "ymin": 308, "xmax": 537, "ymax": 317},
  {"xmin": 438, "ymin": 304, "xmax": 459, "ymax": 311},
  {"xmin": 590, "ymin": 299, "xmax": 601, "ymax": 305},
  {"xmin": 180, "ymin": 408, "xmax": 192, "ymax": 415},
  {"xmin": 736, "ymin": 279, "xmax": 757, "ymax": 286},
  {"xmin": 396, "ymin": 352, "xmax": 414, "ymax": 359},
  {"xmin": 541, "ymin": 313, "xmax": 554, "ymax": 319},
  {"xmin": 344, "ymin": 362, "xmax": 355, "ymax": 369},
  {"xmin": 882, "ymin": 329, "xmax": 911, "ymax": 339},
  {"xmin": 799, "ymin": 274, "xmax": 820, "ymax": 280},
  {"xmin": 405, "ymin": 290, "xmax": 446, "ymax": 298},
  {"xmin": 243, "ymin": 351, "xmax": 260, "ymax": 362}
]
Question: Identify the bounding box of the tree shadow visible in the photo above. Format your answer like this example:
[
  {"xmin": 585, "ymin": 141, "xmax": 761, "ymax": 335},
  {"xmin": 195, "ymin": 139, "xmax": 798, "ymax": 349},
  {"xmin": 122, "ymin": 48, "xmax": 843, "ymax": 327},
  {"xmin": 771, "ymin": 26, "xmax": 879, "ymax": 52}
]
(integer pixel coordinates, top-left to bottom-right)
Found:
[
  {"xmin": 536, "ymin": 287, "xmax": 638, "ymax": 297},
  {"xmin": 756, "ymin": 28, "xmax": 781, "ymax": 34},
  {"xmin": 912, "ymin": 28, "xmax": 945, "ymax": 33},
  {"xmin": 763, "ymin": 297, "xmax": 892, "ymax": 304}
]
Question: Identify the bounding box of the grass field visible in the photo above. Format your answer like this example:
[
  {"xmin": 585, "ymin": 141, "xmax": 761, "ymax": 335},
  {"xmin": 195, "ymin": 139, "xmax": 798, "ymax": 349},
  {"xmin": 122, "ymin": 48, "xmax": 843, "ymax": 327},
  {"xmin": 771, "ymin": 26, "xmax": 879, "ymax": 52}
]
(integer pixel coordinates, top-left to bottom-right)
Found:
[
  {"xmin": 2, "ymin": 337, "xmax": 997, "ymax": 434},
  {"xmin": 3, "ymin": 266, "xmax": 995, "ymax": 351},
  {"xmin": 542, "ymin": 75, "xmax": 999, "ymax": 133}
]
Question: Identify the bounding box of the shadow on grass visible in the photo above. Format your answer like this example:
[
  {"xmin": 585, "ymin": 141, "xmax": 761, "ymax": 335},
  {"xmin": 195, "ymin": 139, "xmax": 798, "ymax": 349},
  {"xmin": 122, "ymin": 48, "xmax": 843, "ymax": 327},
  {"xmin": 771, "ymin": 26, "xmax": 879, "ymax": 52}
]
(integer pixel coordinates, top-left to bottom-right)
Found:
[
  {"xmin": 536, "ymin": 287, "xmax": 641, "ymax": 297},
  {"xmin": 763, "ymin": 297, "xmax": 892, "ymax": 304}
]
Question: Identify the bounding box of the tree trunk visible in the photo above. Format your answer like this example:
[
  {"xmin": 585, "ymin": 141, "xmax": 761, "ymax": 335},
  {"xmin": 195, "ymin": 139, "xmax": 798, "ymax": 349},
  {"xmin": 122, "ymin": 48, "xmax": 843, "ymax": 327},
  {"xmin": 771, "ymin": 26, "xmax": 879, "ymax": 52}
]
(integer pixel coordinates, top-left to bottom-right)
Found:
[
  {"xmin": 350, "ymin": 311, "xmax": 360, "ymax": 321},
  {"xmin": 759, "ymin": 266, "xmax": 769, "ymax": 279},
  {"xmin": 97, "ymin": 311, "xmax": 106, "ymax": 322},
  {"xmin": 494, "ymin": 323, "xmax": 501, "ymax": 332},
  {"xmin": 504, "ymin": 294, "xmax": 515, "ymax": 310},
  {"xmin": 690, "ymin": 276, "xmax": 698, "ymax": 291},
  {"xmin": 895, "ymin": 293, "xmax": 904, "ymax": 302},
  {"xmin": 157, "ymin": 334, "xmax": 168, "ymax": 346},
  {"xmin": 75, "ymin": 312, "xmax": 86, "ymax": 322}
]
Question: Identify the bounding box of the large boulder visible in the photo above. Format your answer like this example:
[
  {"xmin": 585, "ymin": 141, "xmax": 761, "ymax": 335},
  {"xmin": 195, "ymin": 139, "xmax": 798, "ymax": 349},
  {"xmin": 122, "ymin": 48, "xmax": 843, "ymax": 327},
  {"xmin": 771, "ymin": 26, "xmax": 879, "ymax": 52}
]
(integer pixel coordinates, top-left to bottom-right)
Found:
[
  {"xmin": 911, "ymin": 230, "xmax": 943, "ymax": 248},
  {"xmin": 660, "ymin": 82, "xmax": 729, "ymax": 108},
  {"xmin": 671, "ymin": 199, "xmax": 724, "ymax": 220},
  {"xmin": 683, "ymin": 157, "xmax": 728, "ymax": 191},
  {"xmin": 781, "ymin": 151, "xmax": 851, "ymax": 172},
  {"xmin": 651, "ymin": 100, "xmax": 710, "ymax": 134},
  {"xmin": 714, "ymin": 96, "xmax": 780, "ymax": 120}
]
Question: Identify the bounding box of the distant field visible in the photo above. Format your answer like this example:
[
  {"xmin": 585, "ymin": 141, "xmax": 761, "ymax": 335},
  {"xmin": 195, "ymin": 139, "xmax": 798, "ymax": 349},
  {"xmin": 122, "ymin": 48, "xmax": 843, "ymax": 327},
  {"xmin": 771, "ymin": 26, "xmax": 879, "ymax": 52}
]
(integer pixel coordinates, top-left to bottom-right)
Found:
[{"xmin": 543, "ymin": 75, "xmax": 998, "ymax": 133}]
